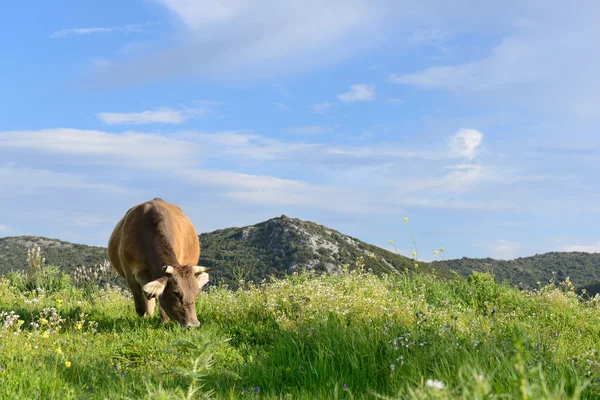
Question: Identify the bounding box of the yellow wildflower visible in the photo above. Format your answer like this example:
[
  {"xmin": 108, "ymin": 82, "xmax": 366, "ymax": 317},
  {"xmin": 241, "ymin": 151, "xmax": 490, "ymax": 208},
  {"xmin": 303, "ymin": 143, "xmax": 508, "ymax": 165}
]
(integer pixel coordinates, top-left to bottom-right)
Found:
[
  {"xmin": 439, "ymin": 248, "xmax": 444, "ymax": 252},
  {"xmin": 64, "ymin": 361, "xmax": 71, "ymax": 368},
  {"xmin": 56, "ymin": 299, "xmax": 63, "ymax": 306},
  {"xmin": 414, "ymin": 263, "xmax": 419, "ymax": 268},
  {"xmin": 388, "ymin": 239, "xmax": 393, "ymax": 244},
  {"xmin": 75, "ymin": 323, "xmax": 83, "ymax": 330},
  {"xmin": 369, "ymin": 253, "xmax": 375, "ymax": 259},
  {"xmin": 55, "ymin": 348, "xmax": 63, "ymax": 355},
  {"xmin": 403, "ymin": 217, "xmax": 409, "ymax": 223},
  {"xmin": 412, "ymin": 252, "xmax": 417, "ymax": 257},
  {"xmin": 41, "ymin": 331, "xmax": 49, "ymax": 338},
  {"xmin": 433, "ymin": 251, "xmax": 439, "ymax": 255},
  {"xmin": 40, "ymin": 318, "xmax": 48, "ymax": 325}
]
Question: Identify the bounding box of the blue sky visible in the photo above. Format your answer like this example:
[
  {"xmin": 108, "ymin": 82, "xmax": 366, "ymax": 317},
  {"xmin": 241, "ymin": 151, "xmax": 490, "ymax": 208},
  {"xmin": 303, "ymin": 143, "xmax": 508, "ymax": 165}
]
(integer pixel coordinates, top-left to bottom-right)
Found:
[{"xmin": 1, "ymin": 1, "xmax": 599, "ymax": 260}]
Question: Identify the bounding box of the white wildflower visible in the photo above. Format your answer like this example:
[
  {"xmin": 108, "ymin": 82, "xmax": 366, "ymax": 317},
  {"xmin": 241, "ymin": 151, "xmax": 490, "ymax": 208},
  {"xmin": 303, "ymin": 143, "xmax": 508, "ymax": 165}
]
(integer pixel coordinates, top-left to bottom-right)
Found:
[{"xmin": 426, "ymin": 379, "xmax": 445, "ymax": 390}]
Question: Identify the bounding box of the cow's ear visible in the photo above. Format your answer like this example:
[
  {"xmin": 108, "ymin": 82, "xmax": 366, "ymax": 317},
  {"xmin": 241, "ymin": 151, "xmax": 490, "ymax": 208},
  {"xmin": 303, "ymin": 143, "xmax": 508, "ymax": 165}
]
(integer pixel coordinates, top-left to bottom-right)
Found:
[
  {"xmin": 196, "ymin": 272, "xmax": 209, "ymax": 288},
  {"xmin": 143, "ymin": 276, "xmax": 168, "ymax": 299}
]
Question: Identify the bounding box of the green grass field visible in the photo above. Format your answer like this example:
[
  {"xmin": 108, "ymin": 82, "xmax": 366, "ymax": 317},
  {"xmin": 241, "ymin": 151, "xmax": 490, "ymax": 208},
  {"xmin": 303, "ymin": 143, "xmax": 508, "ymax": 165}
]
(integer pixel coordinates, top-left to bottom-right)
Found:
[{"xmin": 1, "ymin": 263, "xmax": 600, "ymax": 399}]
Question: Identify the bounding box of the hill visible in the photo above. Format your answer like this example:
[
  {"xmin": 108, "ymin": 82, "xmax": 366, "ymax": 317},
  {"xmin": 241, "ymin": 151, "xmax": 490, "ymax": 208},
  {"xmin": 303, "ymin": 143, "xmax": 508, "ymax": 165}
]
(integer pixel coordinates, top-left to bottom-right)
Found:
[
  {"xmin": 433, "ymin": 251, "xmax": 600, "ymax": 289},
  {"xmin": 0, "ymin": 215, "xmax": 451, "ymax": 285},
  {"xmin": 197, "ymin": 215, "xmax": 452, "ymax": 284},
  {"xmin": 0, "ymin": 235, "xmax": 107, "ymax": 276}
]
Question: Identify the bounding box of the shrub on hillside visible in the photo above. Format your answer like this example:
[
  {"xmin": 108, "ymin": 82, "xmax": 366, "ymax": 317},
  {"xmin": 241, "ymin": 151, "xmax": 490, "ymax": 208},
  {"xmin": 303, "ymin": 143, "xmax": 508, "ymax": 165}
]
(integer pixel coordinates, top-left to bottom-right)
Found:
[{"xmin": 6, "ymin": 244, "xmax": 71, "ymax": 293}]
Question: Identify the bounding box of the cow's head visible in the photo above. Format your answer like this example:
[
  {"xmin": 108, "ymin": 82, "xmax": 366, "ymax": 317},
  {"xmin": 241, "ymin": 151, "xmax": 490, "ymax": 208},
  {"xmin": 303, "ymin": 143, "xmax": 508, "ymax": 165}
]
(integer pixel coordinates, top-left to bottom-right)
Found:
[{"xmin": 142, "ymin": 265, "xmax": 212, "ymax": 328}]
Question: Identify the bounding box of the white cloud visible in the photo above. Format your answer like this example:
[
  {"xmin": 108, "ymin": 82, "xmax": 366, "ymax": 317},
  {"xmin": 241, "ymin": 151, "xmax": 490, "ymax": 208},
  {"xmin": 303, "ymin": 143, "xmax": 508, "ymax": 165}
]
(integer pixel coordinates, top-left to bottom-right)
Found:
[
  {"xmin": 50, "ymin": 23, "xmax": 155, "ymax": 39},
  {"xmin": 445, "ymin": 163, "xmax": 481, "ymax": 170},
  {"xmin": 385, "ymin": 97, "xmax": 405, "ymax": 104},
  {"xmin": 337, "ymin": 84, "xmax": 376, "ymax": 103},
  {"xmin": 51, "ymin": 27, "xmax": 117, "ymax": 38},
  {"xmin": 406, "ymin": 29, "xmax": 451, "ymax": 45},
  {"xmin": 487, "ymin": 239, "xmax": 521, "ymax": 260},
  {"xmin": 0, "ymin": 128, "xmax": 196, "ymax": 168},
  {"xmin": 560, "ymin": 243, "xmax": 600, "ymax": 253},
  {"xmin": 449, "ymin": 129, "xmax": 484, "ymax": 159},
  {"xmin": 312, "ymin": 102, "xmax": 335, "ymax": 113},
  {"xmin": 97, "ymin": 107, "xmax": 210, "ymax": 125},
  {"xmin": 388, "ymin": 4, "xmax": 600, "ymax": 118},
  {"xmin": 71, "ymin": 215, "xmax": 106, "ymax": 227},
  {"xmin": 368, "ymin": 64, "xmax": 385, "ymax": 71},
  {"xmin": 287, "ymin": 126, "xmax": 332, "ymax": 135},
  {"xmin": 89, "ymin": 0, "xmax": 389, "ymax": 86},
  {"xmin": 0, "ymin": 127, "xmax": 507, "ymax": 218},
  {"xmin": 275, "ymin": 102, "xmax": 290, "ymax": 110},
  {"xmin": 0, "ymin": 166, "xmax": 135, "ymax": 196}
]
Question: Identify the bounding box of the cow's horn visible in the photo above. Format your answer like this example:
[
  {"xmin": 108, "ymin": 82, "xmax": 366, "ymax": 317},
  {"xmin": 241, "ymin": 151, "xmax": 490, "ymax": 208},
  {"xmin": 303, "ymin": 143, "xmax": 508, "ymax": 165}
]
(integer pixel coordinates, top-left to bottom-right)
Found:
[
  {"xmin": 193, "ymin": 266, "xmax": 213, "ymax": 274},
  {"xmin": 163, "ymin": 265, "xmax": 174, "ymax": 274}
]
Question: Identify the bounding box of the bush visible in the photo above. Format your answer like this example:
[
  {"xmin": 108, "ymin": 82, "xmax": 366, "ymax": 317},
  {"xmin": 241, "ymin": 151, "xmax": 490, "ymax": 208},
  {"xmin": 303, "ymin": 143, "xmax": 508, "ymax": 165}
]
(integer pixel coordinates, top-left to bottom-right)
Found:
[
  {"xmin": 6, "ymin": 244, "xmax": 72, "ymax": 293},
  {"xmin": 7, "ymin": 264, "xmax": 72, "ymax": 293}
]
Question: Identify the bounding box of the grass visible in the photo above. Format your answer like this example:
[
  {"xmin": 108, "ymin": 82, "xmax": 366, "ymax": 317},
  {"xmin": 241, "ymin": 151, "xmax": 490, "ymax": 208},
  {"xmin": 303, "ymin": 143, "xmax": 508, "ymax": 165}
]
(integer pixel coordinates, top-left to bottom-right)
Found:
[{"xmin": 1, "ymin": 263, "xmax": 600, "ymax": 399}]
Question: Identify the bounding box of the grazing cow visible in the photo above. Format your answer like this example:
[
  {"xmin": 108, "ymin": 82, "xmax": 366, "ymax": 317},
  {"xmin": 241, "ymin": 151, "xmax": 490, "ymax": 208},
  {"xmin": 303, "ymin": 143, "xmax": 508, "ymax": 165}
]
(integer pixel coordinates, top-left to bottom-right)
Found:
[{"xmin": 108, "ymin": 198, "xmax": 211, "ymax": 327}]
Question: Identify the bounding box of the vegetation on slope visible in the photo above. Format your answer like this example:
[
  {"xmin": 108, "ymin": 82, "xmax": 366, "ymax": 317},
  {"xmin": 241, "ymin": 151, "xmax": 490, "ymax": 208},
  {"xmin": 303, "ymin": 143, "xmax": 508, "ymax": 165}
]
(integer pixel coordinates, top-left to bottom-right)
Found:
[
  {"xmin": 0, "ymin": 216, "xmax": 451, "ymax": 287},
  {"xmin": 0, "ymin": 236, "xmax": 107, "ymax": 276},
  {"xmin": 1, "ymin": 253, "xmax": 599, "ymax": 399},
  {"xmin": 3, "ymin": 217, "xmax": 600, "ymax": 292},
  {"xmin": 199, "ymin": 215, "xmax": 451, "ymax": 285},
  {"xmin": 434, "ymin": 252, "xmax": 600, "ymax": 289}
]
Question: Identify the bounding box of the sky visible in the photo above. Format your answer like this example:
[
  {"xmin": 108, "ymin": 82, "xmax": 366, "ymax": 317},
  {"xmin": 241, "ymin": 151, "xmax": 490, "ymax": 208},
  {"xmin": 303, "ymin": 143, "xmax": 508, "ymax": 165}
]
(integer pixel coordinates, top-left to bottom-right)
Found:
[{"xmin": 0, "ymin": 1, "xmax": 599, "ymax": 261}]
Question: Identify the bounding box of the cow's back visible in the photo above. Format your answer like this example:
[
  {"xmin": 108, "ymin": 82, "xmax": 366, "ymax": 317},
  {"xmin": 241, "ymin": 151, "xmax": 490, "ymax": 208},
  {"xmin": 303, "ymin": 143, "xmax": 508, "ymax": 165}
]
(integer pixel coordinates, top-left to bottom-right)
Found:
[{"xmin": 108, "ymin": 198, "xmax": 200, "ymax": 281}]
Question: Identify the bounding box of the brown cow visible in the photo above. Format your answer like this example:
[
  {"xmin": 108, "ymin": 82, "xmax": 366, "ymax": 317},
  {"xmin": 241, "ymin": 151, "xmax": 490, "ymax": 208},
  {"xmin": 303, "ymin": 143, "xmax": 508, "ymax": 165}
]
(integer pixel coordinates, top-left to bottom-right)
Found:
[{"xmin": 108, "ymin": 198, "xmax": 211, "ymax": 327}]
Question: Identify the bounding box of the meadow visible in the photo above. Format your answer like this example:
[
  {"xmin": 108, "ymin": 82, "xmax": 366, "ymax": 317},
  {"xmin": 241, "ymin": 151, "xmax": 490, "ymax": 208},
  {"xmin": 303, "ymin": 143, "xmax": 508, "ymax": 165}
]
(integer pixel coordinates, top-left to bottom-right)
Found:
[{"xmin": 1, "ymin": 252, "xmax": 600, "ymax": 399}]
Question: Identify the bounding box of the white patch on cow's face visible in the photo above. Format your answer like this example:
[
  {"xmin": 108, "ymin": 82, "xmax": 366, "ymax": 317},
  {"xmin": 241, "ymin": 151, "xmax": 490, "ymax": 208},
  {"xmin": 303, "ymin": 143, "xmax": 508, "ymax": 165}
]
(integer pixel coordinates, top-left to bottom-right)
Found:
[{"xmin": 143, "ymin": 276, "xmax": 168, "ymax": 299}]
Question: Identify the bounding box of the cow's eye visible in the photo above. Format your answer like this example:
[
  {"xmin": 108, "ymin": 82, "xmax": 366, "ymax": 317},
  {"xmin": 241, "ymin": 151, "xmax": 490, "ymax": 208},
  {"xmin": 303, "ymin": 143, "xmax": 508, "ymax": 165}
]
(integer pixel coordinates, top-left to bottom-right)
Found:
[{"xmin": 173, "ymin": 290, "xmax": 182, "ymax": 299}]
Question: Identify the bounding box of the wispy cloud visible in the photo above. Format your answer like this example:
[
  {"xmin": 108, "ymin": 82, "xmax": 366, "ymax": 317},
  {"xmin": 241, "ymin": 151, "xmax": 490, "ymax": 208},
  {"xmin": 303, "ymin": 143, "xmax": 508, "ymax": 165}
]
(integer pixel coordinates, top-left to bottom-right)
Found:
[
  {"xmin": 560, "ymin": 242, "xmax": 600, "ymax": 253},
  {"xmin": 97, "ymin": 106, "xmax": 210, "ymax": 125},
  {"xmin": 406, "ymin": 29, "xmax": 451, "ymax": 45},
  {"xmin": 0, "ymin": 125, "xmax": 590, "ymax": 224},
  {"xmin": 275, "ymin": 102, "xmax": 290, "ymax": 110},
  {"xmin": 88, "ymin": 0, "xmax": 389, "ymax": 86},
  {"xmin": 50, "ymin": 23, "xmax": 157, "ymax": 39},
  {"xmin": 312, "ymin": 102, "xmax": 336, "ymax": 113},
  {"xmin": 0, "ymin": 128, "xmax": 196, "ymax": 168},
  {"xmin": 385, "ymin": 97, "xmax": 405, "ymax": 105},
  {"xmin": 337, "ymin": 84, "xmax": 376, "ymax": 103},
  {"xmin": 287, "ymin": 126, "xmax": 333, "ymax": 136},
  {"xmin": 0, "ymin": 166, "xmax": 135, "ymax": 196},
  {"xmin": 368, "ymin": 64, "xmax": 385, "ymax": 71},
  {"xmin": 388, "ymin": 5, "xmax": 600, "ymax": 119},
  {"xmin": 486, "ymin": 239, "xmax": 521, "ymax": 260}
]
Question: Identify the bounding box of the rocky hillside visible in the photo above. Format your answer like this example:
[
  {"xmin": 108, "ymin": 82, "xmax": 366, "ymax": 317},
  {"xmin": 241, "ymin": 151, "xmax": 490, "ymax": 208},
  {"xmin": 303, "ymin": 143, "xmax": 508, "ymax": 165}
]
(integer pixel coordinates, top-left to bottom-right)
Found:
[
  {"xmin": 3, "ymin": 219, "xmax": 599, "ymax": 291},
  {"xmin": 433, "ymin": 251, "xmax": 600, "ymax": 289},
  {"xmin": 0, "ymin": 215, "xmax": 450, "ymax": 286},
  {"xmin": 198, "ymin": 215, "xmax": 452, "ymax": 284}
]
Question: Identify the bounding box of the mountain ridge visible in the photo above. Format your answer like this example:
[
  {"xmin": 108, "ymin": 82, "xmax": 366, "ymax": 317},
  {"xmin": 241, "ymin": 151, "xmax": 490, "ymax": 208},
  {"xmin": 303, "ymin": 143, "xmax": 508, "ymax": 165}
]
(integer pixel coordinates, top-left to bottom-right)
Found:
[
  {"xmin": 1, "ymin": 215, "xmax": 599, "ymax": 290},
  {"xmin": 0, "ymin": 215, "xmax": 450, "ymax": 285},
  {"xmin": 433, "ymin": 251, "xmax": 600, "ymax": 289}
]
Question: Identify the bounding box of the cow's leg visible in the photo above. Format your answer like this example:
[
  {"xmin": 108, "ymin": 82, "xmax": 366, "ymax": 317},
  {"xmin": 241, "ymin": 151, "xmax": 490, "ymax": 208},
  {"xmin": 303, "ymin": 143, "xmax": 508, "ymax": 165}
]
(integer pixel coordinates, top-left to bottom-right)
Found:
[{"xmin": 127, "ymin": 278, "xmax": 151, "ymax": 318}]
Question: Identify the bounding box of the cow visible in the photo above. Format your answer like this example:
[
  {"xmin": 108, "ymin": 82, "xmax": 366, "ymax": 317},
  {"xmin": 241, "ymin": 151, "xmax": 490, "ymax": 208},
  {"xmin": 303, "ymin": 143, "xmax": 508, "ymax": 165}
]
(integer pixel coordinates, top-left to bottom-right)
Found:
[{"xmin": 108, "ymin": 198, "xmax": 211, "ymax": 328}]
